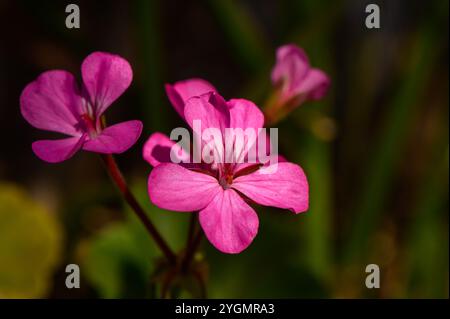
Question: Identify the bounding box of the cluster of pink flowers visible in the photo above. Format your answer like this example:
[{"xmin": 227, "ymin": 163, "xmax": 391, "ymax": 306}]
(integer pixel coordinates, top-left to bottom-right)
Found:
[{"xmin": 21, "ymin": 44, "xmax": 329, "ymax": 254}]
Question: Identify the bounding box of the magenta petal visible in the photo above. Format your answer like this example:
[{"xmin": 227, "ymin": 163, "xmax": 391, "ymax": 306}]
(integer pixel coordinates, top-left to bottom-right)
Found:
[
  {"xmin": 20, "ymin": 70, "xmax": 83, "ymax": 136},
  {"xmin": 223, "ymin": 99, "xmax": 264, "ymax": 164},
  {"xmin": 276, "ymin": 44, "xmax": 309, "ymax": 63},
  {"xmin": 166, "ymin": 78, "xmax": 216, "ymax": 119},
  {"xmin": 82, "ymin": 120, "xmax": 142, "ymax": 154},
  {"xmin": 148, "ymin": 163, "xmax": 221, "ymax": 212},
  {"xmin": 255, "ymin": 132, "xmax": 286, "ymax": 164},
  {"xmin": 271, "ymin": 44, "xmax": 310, "ymax": 94},
  {"xmin": 296, "ymin": 68, "xmax": 330, "ymax": 100},
  {"xmin": 81, "ymin": 52, "xmax": 132, "ymax": 116},
  {"xmin": 232, "ymin": 162, "xmax": 309, "ymax": 213},
  {"xmin": 32, "ymin": 135, "xmax": 86, "ymax": 163},
  {"xmin": 143, "ymin": 132, "xmax": 190, "ymax": 167},
  {"xmin": 228, "ymin": 99, "xmax": 264, "ymax": 130},
  {"xmin": 199, "ymin": 189, "xmax": 259, "ymax": 254},
  {"xmin": 184, "ymin": 92, "xmax": 230, "ymax": 134}
]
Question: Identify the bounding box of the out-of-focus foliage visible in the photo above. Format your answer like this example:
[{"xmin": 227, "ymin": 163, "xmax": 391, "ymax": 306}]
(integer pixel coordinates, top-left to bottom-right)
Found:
[
  {"xmin": 0, "ymin": 183, "xmax": 62, "ymax": 298},
  {"xmin": 0, "ymin": 0, "xmax": 448, "ymax": 299},
  {"xmin": 81, "ymin": 220, "xmax": 153, "ymax": 298},
  {"xmin": 81, "ymin": 179, "xmax": 190, "ymax": 298}
]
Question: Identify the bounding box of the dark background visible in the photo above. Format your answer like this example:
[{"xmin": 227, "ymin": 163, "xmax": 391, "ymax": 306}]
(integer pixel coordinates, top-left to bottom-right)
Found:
[{"xmin": 0, "ymin": 0, "xmax": 448, "ymax": 298}]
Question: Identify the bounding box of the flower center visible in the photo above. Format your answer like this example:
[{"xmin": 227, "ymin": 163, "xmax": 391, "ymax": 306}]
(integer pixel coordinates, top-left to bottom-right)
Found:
[
  {"xmin": 219, "ymin": 173, "xmax": 234, "ymax": 189},
  {"xmin": 81, "ymin": 114, "xmax": 98, "ymax": 138}
]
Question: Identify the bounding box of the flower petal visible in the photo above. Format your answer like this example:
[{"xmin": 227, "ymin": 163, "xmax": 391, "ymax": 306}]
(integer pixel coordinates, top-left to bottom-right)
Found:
[
  {"xmin": 166, "ymin": 78, "xmax": 217, "ymax": 119},
  {"xmin": 82, "ymin": 120, "xmax": 142, "ymax": 154},
  {"xmin": 184, "ymin": 92, "xmax": 230, "ymax": 134},
  {"xmin": 148, "ymin": 163, "xmax": 221, "ymax": 212},
  {"xmin": 20, "ymin": 70, "xmax": 83, "ymax": 136},
  {"xmin": 223, "ymin": 99, "xmax": 265, "ymax": 164},
  {"xmin": 199, "ymin": 189, "xmax": 259, "ymax": 254},
  {"xmin": 228, "ymin": 98, "xmax": 264, "ymax": 130},
  {"xmin": 232, "ymin": 162, "xmax": 309, "ymax": 213},
  {"xmin": 32, "ymin": 135, "xmax": 86, "ymax": 163},
  {"xmin": 81, "ymin": 52, "xmax": 132, "ymax": 116},
  {"xmin": 296, "ymin": 68, "xmax": 330, "ymax": 100},
  {"xmin": 271, "ymin": 44, "xmax": 310, "ymax": 95},
  {"xmin": 143, "ymin": 132, "xmax": 190, "ymax": 167},
  {"xmin": 184, "ymin": 93, "xmax": 230, "ymax": 164}
]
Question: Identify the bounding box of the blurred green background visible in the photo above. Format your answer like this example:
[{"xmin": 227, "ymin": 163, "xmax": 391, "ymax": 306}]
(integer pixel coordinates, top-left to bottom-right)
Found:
[{"xmin": 0, "ymin": 0, "xmax": 448, "ymax": 298}]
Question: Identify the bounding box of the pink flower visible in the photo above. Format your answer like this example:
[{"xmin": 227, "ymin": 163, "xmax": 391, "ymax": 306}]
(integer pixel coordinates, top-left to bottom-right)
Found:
[
  {"xmin": 271, "ymin": 44, "xmax": 330, "ymax": 109},
  {"xmin": 165, "ymin": 78, "xmax": 217, "ymax": 119},
  {"xmin": 144, "ymin": 79, "xmax": 308, "ymax": 254},
  {"xmin": 20, "ymin": 52, "xmax": 143, "ymax": 163}
]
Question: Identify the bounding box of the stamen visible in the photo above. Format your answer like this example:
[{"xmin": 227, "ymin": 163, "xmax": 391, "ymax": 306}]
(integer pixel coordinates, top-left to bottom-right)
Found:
[
  {"xmin": 81, "ymin": 114, "xmax": 98, "ymax": 138},
  {"xmin": 219, "ymin": 173, "xmax": 233, "ymax": 189}
]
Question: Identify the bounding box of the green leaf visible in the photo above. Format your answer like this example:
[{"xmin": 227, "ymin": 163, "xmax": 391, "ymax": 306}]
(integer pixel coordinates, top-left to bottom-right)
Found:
[
  {"xmin": 82, "ymin": 221, "xmax": 154, "ymax": 298},
  {"xmin": 0, "ymin": 183, "xmax": 62, "ymax": 298}
]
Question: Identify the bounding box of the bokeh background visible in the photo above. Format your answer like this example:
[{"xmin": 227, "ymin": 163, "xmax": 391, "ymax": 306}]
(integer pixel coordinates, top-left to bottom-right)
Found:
[{"xmin": 0, "ymin": 0, "xmax": 448, "ymax": 298}]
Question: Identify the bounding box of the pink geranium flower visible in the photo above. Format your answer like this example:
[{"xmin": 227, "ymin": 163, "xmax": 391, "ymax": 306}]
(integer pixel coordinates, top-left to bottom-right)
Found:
[
  {"xmin": 165, "ymin": 78, "xmax": 217, "ymax": 119},
  {"xmin": 20, "ymin": 52, "xmax": 143, "ymax": 163},
  {"xmin": 271, "ymin": 44, "xmax": 330, "ymax": 109},
  {"xmin": 144, "ymin": 79, "xmax": 308, "ymax": 254}
]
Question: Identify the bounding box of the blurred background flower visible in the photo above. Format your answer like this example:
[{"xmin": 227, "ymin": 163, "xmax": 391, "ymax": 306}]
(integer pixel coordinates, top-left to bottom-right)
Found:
[
  {"xmin": 0, "ymin": 0, "xmax": 448, "ymax": 298},
  {"xmin": 266, "ymin": 43, "xmax": 330, "ymax": 124}
]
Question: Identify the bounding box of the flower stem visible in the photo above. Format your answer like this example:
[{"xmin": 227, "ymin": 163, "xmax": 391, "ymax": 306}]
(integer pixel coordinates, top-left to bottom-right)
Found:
[
  {"xmin": 186, "ymin": 213, "xmax": 197, "ymax": 247},
  {"xmin": 181, "ymin": 221, "xmax": 203, "ymax": 273},
  {"xmin": 101, "ymin": 154, "xmax": 177, "ymax": 265}
]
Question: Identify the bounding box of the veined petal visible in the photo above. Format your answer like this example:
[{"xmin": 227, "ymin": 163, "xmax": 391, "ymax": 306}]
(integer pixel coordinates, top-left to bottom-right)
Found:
[
  {"xmin": 148, "ymin": 163, "xmax": 221, "ymax": 212},
  {"xmin": 296, "ymin": 68, "xmax": 330, "ymax": 100},
  {"xmin": 184, "ymin": 92, "xmax": 230, "ymax": 134},
  {"xmin": 232, "ymin": 154, "xmax": 286, "ymax": 176},
  {"xmin": 166, "ymin": 78, "xmax": 216, "ymax": 119},
  {"xmin": 271, "ymin": 44, "xmax": 310, "ymax": 95},
  {"xmin": 232, "ymin": 162, "xmax": 309, "ymax": 213},
  {"xmin": 32, "ymin": 135, "xmax": 86, "ymax": 163},
  {"xmin": 184, "ymin": 93, "xmax": 230, "ymax": 164},
  {"xmin": 143, "ymin": 132, "xmax": 190, "ymax": 167},
  {"xmin": 82, "ymin": 120, "xmax": 142, "ymax": 154},
  {"xmin": 81, "ymin": 52, "xmax": 132, "ymax": 117},
  {"xmin": 20, "ymin": 70, "xmax": 83, "ymax": 136},
  {"xmin": 224, "ymin": 99, "xmax": 265, "ymax": 164},
  {"xmin": 228, "ymin": 99, "xmax": 264, "ymax": 130},
  {"xmin": 199, "ymin": 189, "xmax": 259, "ymax": 254}
]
